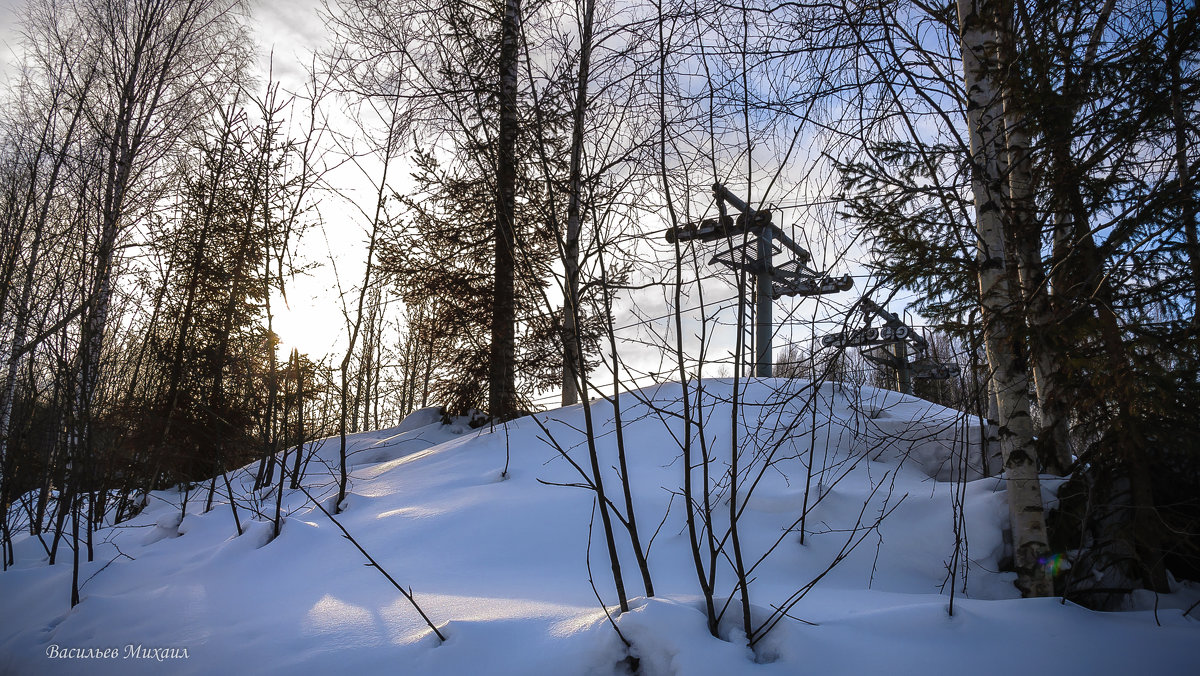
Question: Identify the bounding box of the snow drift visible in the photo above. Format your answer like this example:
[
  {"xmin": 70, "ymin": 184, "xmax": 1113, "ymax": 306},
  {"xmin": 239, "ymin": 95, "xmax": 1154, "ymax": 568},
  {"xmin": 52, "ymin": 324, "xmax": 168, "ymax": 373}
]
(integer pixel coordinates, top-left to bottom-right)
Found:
[{"xmin": 1, "ymin": 379, "xmax": 1195, "ymax": 675}]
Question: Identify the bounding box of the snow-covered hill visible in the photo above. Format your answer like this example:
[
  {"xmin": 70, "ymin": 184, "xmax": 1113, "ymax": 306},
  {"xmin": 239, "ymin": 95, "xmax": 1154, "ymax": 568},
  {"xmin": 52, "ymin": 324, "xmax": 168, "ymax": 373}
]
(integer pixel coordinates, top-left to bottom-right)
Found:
[{"xmin": 1, "ymin": 379, "xmax": 1195, "ymax": 675}]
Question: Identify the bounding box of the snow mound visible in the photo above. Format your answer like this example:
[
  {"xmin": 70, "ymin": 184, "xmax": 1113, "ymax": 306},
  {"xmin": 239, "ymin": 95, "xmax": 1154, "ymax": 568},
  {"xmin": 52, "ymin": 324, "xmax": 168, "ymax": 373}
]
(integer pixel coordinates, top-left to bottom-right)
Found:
[
  {"xmin": 393, "ymin": 406, "xmax": 447, "ymax": 434},
  {"xmin": 1, "ymin": 378, "xmax": 1194, "ymax": 675}
]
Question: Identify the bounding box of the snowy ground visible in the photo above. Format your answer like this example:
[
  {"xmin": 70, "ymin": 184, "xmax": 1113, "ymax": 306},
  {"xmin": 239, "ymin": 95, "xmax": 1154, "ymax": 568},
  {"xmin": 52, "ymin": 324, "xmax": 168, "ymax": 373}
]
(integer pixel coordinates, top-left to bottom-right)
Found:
[{"xmin": 1, "ymin": 379, "xmax": 1196, "ymax": 675}]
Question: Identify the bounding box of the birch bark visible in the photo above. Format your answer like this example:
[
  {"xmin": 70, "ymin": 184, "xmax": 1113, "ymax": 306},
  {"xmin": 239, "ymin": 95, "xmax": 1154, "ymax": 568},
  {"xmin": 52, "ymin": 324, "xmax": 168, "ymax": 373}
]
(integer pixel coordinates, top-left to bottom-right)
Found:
[
  {"xmin": 956, "ymin": 0, "xmax": 1051, "ymax": 597},
  {"xmin": 994, "ymin": 2, "xmax": 1072, "ymax": 474}
]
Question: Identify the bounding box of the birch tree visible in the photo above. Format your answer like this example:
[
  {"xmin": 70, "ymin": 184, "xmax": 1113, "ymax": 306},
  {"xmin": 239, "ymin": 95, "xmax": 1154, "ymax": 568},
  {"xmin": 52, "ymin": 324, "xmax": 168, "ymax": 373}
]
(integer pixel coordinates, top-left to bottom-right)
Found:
[
  {"xmin": 955, "ymin": 0, "xmax": 1050, "ymax": 598},
  {"xmin": 994, "ymin": 0, "xmax": 1071, "ymax": 475}
]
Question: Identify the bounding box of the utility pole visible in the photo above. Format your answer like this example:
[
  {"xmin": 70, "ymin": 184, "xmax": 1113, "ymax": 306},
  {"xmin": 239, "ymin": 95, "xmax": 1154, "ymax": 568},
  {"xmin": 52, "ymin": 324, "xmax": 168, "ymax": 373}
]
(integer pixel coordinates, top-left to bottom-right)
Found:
[
  {"xmin": 755, "ymin": 220, "xmax": 773, "ymax": 377},
  {"xmin": 666, "ymin": 183, "xmax": 853, "ymax": 377}
]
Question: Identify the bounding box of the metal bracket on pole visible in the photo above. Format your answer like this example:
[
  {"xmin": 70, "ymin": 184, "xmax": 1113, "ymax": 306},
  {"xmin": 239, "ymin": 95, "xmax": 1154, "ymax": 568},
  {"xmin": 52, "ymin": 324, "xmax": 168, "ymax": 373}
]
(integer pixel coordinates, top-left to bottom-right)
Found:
[
  {"xmin": 819, "ymin": 297, "xmax": 956, "ymax": 392},
  {"xmin": 664, "ymin": 182, "xmax": 854, "ymax": 378}
]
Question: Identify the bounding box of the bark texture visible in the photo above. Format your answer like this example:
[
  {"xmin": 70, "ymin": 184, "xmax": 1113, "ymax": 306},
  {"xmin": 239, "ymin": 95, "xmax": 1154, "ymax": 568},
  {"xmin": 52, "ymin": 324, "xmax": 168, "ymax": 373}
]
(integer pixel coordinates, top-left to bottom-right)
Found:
[
  {"xmin": 956, "ymin": 0, "xmax": 1051, "ymax": 598},
  {"xmin": 489, "ymin": 0, "xmax": 521, "ymax": 419}
]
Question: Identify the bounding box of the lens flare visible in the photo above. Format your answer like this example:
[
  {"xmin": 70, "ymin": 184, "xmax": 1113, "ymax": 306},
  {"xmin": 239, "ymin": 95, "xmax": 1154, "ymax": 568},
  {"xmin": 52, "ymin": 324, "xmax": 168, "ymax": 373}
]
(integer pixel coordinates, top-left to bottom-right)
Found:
[{"xmin": 1039, "ymin": 553, "xmax": 1064, "ymax": 576}]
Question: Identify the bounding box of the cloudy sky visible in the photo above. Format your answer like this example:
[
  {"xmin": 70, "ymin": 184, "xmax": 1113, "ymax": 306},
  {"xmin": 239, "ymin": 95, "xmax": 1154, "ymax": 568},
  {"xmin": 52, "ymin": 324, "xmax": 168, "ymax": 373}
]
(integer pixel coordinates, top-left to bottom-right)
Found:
[
  {"xmin": 0, "ymin": 0, "xmax": 19, "ymax": 82},
  {"xmin": 0, "ymin": 1, "xmax": 317, "ymax": 85}
]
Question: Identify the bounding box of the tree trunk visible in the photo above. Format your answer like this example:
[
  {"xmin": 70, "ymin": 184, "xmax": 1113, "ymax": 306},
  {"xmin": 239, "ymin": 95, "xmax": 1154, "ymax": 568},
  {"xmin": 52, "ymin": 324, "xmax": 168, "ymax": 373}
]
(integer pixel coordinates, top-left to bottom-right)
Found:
[
  {"xmin": 338, "ymin": 125, "xmax": 389, "ymax": 510},
  {"xmin": 290, "ymin": 350, "xmax": 305, "ymax": 489},
  {"xmin": 994, "ymin": 3, "xmax": 1072, "ymax": 475},
  {"xmin": 489, "ymin": 0, "xmax": 521, "ymax": 420},
  {"xmin": 1166, "ymin": 0, "xmax": 1200, "ymax": 323},
  {"xmin": 956, "ymin": 0, "xmax": 1051, "ymax": 598},
  {"xmin": 561, "ymin": 0, "xmax": 596, "ymax": 408}
]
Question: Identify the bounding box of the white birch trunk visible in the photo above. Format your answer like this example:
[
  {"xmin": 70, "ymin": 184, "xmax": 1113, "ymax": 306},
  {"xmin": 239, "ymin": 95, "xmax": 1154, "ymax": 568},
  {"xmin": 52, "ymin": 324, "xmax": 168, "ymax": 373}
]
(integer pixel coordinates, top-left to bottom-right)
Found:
[
  {"xmin": 985, "ymin": 374, "xmax": 1002, "ymax": 475},
  {"xmin": 956, "ymin": 0, "xmax": 1051, "ymax": 597},
  {"xmin": 995, "ymin": 9, "xmax": 1072, "ymax": 475}
]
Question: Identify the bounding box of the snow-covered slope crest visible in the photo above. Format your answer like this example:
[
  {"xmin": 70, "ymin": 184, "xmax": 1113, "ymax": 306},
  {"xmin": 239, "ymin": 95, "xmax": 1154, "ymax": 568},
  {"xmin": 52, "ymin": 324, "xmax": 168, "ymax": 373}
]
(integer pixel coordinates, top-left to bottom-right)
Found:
[{"xmin": 1, "ymin": 378, "xmax": 1195, "ymax": 675}]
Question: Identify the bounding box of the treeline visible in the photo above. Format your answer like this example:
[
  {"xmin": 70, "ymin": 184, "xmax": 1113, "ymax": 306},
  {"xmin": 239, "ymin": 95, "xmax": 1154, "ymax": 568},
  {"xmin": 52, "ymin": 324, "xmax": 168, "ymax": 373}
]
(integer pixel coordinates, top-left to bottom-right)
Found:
[{"xmin": 0, "ymin": 0, "xmax": 348, "ymax": 598}]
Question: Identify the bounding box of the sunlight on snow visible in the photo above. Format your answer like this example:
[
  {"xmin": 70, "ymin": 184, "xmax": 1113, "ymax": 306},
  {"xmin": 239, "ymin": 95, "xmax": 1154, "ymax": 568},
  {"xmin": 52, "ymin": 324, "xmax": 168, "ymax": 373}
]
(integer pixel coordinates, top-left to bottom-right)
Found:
[
  {"xmin": 376, "ymin": 505, "xmax": 447, "ymax": 520},
  {"xmin": 305, "ymin": 593, "xmax": 600, "ymax": 647},
  {"xmin": 415, "ymin": 594, "xmax": 595, "ymax": 625},
  {"xmin": 304, "ymin": 594, "xmax": 387, "ymax": 645}
]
